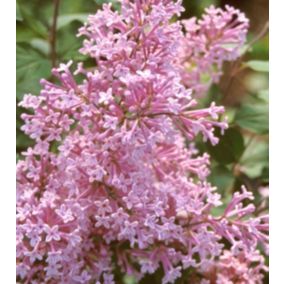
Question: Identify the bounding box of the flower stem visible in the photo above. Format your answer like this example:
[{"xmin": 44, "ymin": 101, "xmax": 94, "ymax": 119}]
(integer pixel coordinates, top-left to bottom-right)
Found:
[{"xmin": 50, "ymin": 0, "xmax": 60, "ymax": 67}]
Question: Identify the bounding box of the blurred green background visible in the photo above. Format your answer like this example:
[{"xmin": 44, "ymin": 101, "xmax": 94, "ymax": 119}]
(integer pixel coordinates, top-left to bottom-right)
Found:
[{"xmin": 16, "ymin": 0, "xmax": 268, "ymax": 283}]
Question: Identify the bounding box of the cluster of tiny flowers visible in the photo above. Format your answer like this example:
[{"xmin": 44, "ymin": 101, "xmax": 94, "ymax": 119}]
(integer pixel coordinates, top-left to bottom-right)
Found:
[
  {"xmin": 196, "ymin": 250, "xmax": 268, "ymax": 284},
  {"xmin": 17, "ymin": 1, "xmax": 268, "ymax": 283},
  {"xmin": 178, "ymin": 5, "xmax": 249, "ymax": 96}
]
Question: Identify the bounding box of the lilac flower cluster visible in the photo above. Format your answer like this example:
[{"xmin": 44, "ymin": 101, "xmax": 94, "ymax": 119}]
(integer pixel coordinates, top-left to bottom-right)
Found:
[
  {"xmin": 17, "ymin": 1, "xmax": 268, "ymax": 283},
  {"xmin": 178, "ymin": 5, "xmax": 249, "ymax": 96},
  {"xmin": 198, "ymin": 250, "xmax": 268, "ymax": 284}
]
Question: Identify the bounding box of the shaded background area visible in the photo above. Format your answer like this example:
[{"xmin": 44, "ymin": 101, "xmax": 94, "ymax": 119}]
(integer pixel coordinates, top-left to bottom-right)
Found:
[{"xmin": 16, "ymin": 0, "xmax": 268, "ymax": 283}]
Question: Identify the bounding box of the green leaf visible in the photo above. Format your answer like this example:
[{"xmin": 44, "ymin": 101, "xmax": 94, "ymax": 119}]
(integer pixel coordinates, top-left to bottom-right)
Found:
[
  {"xmin": 245, "ymin": 73, "xmax": 268, "ymax": 94},
  {"xmin": 56, "ymin": 14, "xmax": 89, "ymax": 30},
  {"xmin": 261, "ymin": 167, "xmax": 269, "ymax": 183},
  {"xmin": 235, "ymin": 103, "xmax": 268, "ymax": 134},
  {"xmin": 17, "ymin": 131, "xmax": 33, "ymax": 150},
  {"xmin": 206, "ymin": 127, "xmax": 245, "ymax": 165},
  {"xmin": 249, "ymin": 34, "xmax": 269, "ymax": 61},
  {"xmin": 208, "ymin": 165, "xmax": 235, "ymax": 194},
  {"xmin": 223, "ymin": 108, "xmax": 236, "ymax": 124},
  {"xmin": 16, "ymin": 24, "xmax": 39, "ymax": 42},
  {"xmin": 59, "ymin": 0, "xmax": 97, "ymax": 14},
  {"xmin": 16, "ymin": 1, "xmax": 23, "ymax": 21},
  {"xmin": 240, "ymin": 138, "xmax": 268, "ymax": 178},
  {"xmin": 57, "ymin": 23, "xmax": 87, "ymax": 61},
  {"xmin": 94, "ymin": 0, "xmax": 113, "ymax": 4},
  {"xmin": 244, "ymin": 60, "xmax": 269, "ymax": 72},
  {"xmin": 123, "ymin": 275, "xmax": 137, "ymax": 284},
  {"xmin": 257, "ymin": 89, "xmax": 269, "ymax": 103},
  {"xmin": 16, "ymin": 43, "xmax": 52, "ymax": 100},
  {"xmin": 18, "ymin": 4, "xmax": 48, "ymax": 38},
  {"xmin": 30, "ymin": 38, "xmax": 50, "ymax": 55}
]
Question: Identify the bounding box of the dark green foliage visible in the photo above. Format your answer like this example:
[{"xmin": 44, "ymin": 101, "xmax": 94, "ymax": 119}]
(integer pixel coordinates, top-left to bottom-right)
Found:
[
  {"xmin": 235, "ymin": 103, "xmax": 268, "ymax": 134},
  {"xmin": 16, "ymin": 43, "xmax": 52, "ymax": 100},
  {"xmin": 207, "ymin": 127, "xmax": 245, "ymax": 165}
]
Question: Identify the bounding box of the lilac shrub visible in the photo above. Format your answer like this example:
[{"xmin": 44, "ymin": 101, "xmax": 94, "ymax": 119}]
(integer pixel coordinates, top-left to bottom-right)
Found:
[{"xmin": 16, "ymin": 0, "xmax": 268, "ymax": 283}]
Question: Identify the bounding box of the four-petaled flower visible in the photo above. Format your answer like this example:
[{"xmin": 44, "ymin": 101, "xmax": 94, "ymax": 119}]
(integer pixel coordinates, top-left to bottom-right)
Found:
[{"xmin": 45, "ymin": 225, "xmax": 61, "ymax": 242}]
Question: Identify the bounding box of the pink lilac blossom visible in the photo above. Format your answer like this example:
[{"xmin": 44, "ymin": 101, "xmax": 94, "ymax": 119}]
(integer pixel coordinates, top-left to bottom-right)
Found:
[
  {"xmin": 197, "ymin": 249, "xmax": 268, "ymax": 284},
  {"xmin": 16, "ymin": 0, "xmax": 268, "ymax": 283},
  {"xmin": 178, "ymin": 5, "xmax": 249, "ymax": 96}
]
